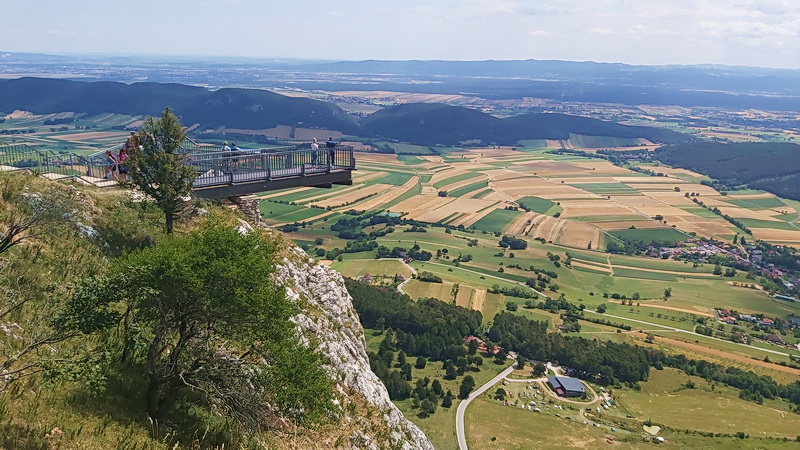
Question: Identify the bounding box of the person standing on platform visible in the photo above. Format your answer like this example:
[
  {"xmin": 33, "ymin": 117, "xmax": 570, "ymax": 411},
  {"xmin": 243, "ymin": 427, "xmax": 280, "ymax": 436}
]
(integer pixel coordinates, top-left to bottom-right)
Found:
[
  {"xmin": 326, "ymin": 137, "xmax": 336, "ymax": 169},
  {"xmin": 311, "ymin": 137, "xmax": 320, "ymax": 166}
]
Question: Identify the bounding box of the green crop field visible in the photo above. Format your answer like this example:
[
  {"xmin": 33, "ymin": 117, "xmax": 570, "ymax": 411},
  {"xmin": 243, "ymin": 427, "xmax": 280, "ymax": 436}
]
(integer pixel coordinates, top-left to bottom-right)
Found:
[
  {"xmin": 724, "ymin": 197, "xmax": 787, "ymax": 209},
  {"xmin": 470, "ymin": 209, "xmax": 523, "ymax": 233},
  {"xmin": 517, "ymin": 196, "xmax": 560, "ymax": 215},
  {"xmin": 517, "ymin": 139, "xmax": 549, "ymax": 149},
  {"xmin": 433, "ymin": 172, "xmax": 482, "ymax": 189},
  {"xmin": 396, "ymin": 154, "xmax": 427, "ymax": 164},
  {"xmin": 610, "ymin": 227, "xmax": 690, "ymax": 243},
  {"xmin": 569, "ymin": 182, "xmax": 640, "ymax": 194},
  {"xmin": 380, "ymin": 172, "xmax": 415, "ymax": 186},
  {"xmin": 448, "ymin": 180, "xmax": 489, "ymax": 197},
  {"xmin": 737, "ymin": 218, "xmax": 799, "ymax": 231}
]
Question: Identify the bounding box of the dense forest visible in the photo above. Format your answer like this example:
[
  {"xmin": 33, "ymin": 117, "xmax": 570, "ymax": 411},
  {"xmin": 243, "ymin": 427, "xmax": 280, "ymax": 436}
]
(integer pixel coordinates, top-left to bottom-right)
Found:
[
  {"xmin": 361, "ymin": 103, "xmax": 691, "ymax": 146},
  {"xmin": 655, "ymin": 142, "xmax": 800, "ymax": 200}
]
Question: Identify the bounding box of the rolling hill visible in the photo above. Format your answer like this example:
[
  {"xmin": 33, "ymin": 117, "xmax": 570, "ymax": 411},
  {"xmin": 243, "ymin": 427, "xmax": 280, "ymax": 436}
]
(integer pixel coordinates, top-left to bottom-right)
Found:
[
  {"xmin": 655, "ymin": 142, "xmax": 800, "ymax": 200},
  {"xmin": 361, "ymin": 103, "xmax": 691, "ymax": 146},
  {"xmin": 0, "ymin": 78, "xmax": 691, "ymax": 147},
  {"xmin": 0, "ymin": 77, "xmax": 361, "ymax": 134}
]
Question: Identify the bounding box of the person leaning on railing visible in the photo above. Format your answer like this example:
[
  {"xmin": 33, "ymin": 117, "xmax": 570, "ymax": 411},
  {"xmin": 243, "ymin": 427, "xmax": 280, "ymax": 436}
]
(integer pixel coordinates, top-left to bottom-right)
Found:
[{"xmin": 117, "ymin": 146, "xmax": 129, "ymax": 182}]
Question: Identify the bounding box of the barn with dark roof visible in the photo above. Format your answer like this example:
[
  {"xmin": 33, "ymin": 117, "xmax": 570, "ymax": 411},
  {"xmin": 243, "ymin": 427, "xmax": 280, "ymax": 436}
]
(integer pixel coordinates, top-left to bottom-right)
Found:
[{"xmin": 547, "ymin": 376, "xmax": 586, "ymax": 397}]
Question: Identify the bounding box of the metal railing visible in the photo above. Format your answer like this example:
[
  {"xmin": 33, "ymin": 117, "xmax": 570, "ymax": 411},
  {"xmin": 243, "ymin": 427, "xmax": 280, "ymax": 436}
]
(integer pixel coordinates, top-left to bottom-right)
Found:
[
  {"xmin": 1, "ymin": 143, "xmax": 356, "ymax": 190},
  {"xmin": 0, "ymin": 144, "xmax": 94, "ymax": 178},
  {"xmin": 189, "ymin": 145, "xmax": 355, "ymax": 188}
]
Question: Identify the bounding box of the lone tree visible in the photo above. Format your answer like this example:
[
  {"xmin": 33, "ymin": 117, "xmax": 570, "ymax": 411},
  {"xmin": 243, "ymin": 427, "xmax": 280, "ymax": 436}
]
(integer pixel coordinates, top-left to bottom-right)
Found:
[
  {"xmin": 127, "ymin": 108, "xmax": 197, "ymax": 234},
  {"xmin": 57, "ymin": 218, "xmax": 333, "ymax": 428}
]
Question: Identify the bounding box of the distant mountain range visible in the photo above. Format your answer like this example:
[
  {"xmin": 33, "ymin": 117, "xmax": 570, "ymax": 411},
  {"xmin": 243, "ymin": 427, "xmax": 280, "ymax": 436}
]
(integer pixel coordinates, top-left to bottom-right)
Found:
[
  {"xmin": 0, "ymin": 77, "xmax": 361, "ymax": 134},
  {"xmin": 0, "ymin": 77, "xmax": 689, "ymax": 146},
  {"xmin": 2, "ymin": 52, "xmax": 798, "ymax": 110}
]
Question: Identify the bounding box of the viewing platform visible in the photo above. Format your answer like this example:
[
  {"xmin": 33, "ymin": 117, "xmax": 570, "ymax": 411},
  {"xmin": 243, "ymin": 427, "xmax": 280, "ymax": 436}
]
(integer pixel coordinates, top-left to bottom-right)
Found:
[{"xmin": 0, "ymin": 141, "xmax": 355, "ymax": 199}]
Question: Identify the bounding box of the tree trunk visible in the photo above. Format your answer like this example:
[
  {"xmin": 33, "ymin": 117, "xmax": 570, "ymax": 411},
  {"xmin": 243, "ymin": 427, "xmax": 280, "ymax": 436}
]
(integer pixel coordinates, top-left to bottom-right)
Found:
[{"xmin": 165, "ymin": 212, "xmax": 174, "ymax": 234}]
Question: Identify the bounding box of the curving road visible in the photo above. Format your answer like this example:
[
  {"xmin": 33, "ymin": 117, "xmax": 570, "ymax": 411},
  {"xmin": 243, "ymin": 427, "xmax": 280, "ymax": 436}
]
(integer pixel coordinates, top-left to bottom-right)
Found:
[{"xmin": 456, "ymin": 364, "xmax": 515, "ymax": 450}]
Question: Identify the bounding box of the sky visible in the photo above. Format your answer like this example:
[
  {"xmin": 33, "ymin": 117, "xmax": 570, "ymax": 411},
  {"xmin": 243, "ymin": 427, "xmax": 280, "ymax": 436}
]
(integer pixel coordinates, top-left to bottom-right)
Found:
[{"xmin": 2, "ymin": 0, "xmax": 799, "ymax": 69}]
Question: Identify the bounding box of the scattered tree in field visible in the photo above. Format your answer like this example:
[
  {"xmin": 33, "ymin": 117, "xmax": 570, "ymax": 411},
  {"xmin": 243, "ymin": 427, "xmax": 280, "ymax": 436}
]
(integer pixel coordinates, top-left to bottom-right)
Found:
[
  {"xmin": 596, "ymin": 303, "xmax": 607, "ymax": 314},
  {"xmin": 442, "ymin": 391, "xmax": 453, "ymax": 408},
  {"xmin": 663, "ymin": 287, "xmax": 673, "ymax": 300},
  {"xmin": 533, "ymin": 362, "xmax": 546, "ymax": 377},
  {"xmin": 415, "ymin": 355, "xmax": 427, "ymax": 369},
  {"xmin": 494, "ymin": 388, "xmax": 506, "ymax": 400},
  {"xmin": 126, "ymin": 108, "xmax": 197, "ymax": 234},
  {"xmin": 459, "ymin": 375, "xmax": 476, "ymax": 399}
]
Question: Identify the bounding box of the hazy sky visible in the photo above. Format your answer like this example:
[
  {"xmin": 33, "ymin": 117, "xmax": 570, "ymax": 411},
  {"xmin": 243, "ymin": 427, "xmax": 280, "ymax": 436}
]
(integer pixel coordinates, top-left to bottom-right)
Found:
[{"xmin": 2, "ymin": 0, "xmax": 799, "ymax": 69}]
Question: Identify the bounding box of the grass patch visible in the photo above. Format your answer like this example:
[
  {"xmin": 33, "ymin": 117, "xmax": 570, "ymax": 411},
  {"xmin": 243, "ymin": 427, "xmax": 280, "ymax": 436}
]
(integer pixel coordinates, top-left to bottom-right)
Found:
[
  {"xmin": 610, "ymin": 227, "xmax": 689, "ymax": 243},
  {"xmin": 736, "ymin": 218, "xmax": 798, "ymax": 231},
  {"xmin": 615, "ymin": 368, "xmax": 800, "ymax": 437},
  {"xmin": 449, "ymin": 180, "xmax": 489, "ymax": 198},
  {"xmin": 517, "ymin": 196, "xmax": 561, "ymax": 215},
  {"xmin": 612, "ymin": 267, "xmax": 678, "ymax": 281},
  {"xmin": 469, "ymin": 209, "xmax": 523, "ymax": 234},
  {"xmin": 723, "ymin": 197, "xmax": 787, "ymax": 209},
  {"xmin": 569, "ymin": 182, "xmax": 640, "ymax": 194},
  {"xmin": 396, "ymin": 154, "xmax": 426, "ymax": 164},
  {"xmin": 433, "ymin": 173, "xmax": 482, "ymax": 189},
  {"xmin": 379, "ymin": 172, "xmax": 415, "ymax": 186}
]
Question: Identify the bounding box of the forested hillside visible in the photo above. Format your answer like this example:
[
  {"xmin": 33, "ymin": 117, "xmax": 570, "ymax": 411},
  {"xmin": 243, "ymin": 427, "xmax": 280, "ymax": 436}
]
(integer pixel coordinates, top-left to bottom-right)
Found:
[
  {"xmin": 0, "ymin": 77, "xmax": 361, "ymax": 133},
  {"xmin": 655, "ymin": 142, "xmax": 800, "ymax": 200},
  {"xmin": 362, "ymin": 103, "xmax": 691, "ymax": 146}
]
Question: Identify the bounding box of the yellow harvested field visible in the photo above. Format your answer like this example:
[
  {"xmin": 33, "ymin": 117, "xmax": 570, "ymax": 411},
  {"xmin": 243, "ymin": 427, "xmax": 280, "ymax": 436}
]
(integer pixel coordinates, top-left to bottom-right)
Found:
[
  {"xmin": 728, "ymin": 193, "xmax": 777, "ymax": 199},
  {"xmin": 648, "ymin": 166, "xmax": 707, "ymax": 178},
  {"xmin": 354, "ymin": 177, "xmax": 418, "ymax": 211},
  {"xmin": 356, "ymin": 153, "xmax": 406, "ymax": 164},
  {"xmin": 390, "ymin": 195, "xmax": 497, "ymax": 223},
  {"xmin": 288, "ymin": 183, "xmax": 370, "ymax": 204},
  {"xmin": 258, "ymin": 187, "xmax": 312, "ymax": 199},
  {"xmin": 560, "ymin": 177, "xmax": 622, "ymax": 184},
  {"xmin": 311, "ymin": 183, "xmax": 392, "ymax": 208},
  {"xmin": 429, "ymin": 168, "xmax": 470, "ymax": 185},
  {"xmin": 717, "ymin": 206, "xmax": 782, "ymax": 221},
  {"xmin": 569, "ymin": 161, "xmax": 634, "ymax": 174},
  {"xmin": 51, "ymin": 131, "xmax": 129, "ymax": 141},
  {"xmin": 594, "ymin": 220, "xmax": 666, "ymax": 230},
  {"xmin": 751, "ymin": 228, "xmax": 800, "ymax": 241},
  {"xmin": 556, "ymin": 221, "xmax": 601, "ymax": 248},
  {"xmin": 505, "ymin": 211, "xmax": 542, "ymax": 235},
  {"xmin": 438, "ymin": 174, "xmax": 486, "ymax": 192},
  {"xmin": 351, "ymin": 170, "xmax": 388, "ymax": 182},
  {"xmin": 611, "ymin": 195, "xmax": 690, "ymax": 217},
  {"xmin": 558, "ymin": 200, "xmax": 639, "ymax": 218},
  {"xmin": 6, "ymin": 110, "xmax": 32, "ymax": 119}
]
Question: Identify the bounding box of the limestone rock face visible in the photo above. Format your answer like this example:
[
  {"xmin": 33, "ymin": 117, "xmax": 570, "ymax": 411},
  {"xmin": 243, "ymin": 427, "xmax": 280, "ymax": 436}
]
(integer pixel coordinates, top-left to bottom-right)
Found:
[{"xmin": 274, "ymin": 245, "xmax": 434, "ymax": 450}]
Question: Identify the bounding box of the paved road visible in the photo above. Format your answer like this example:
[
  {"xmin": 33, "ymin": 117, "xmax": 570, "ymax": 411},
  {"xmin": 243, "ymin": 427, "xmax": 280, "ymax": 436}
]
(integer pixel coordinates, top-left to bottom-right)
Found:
[{"xmin": 456, "ymin": 364, "xmax": 515, "ymax": 450}]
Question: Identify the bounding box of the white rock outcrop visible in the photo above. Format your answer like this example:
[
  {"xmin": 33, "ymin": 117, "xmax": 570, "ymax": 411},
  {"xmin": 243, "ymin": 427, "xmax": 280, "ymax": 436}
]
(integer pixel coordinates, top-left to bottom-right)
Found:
[{"xmin": 274, "ymin": 245, "xmax": 434, "ymax": 450}]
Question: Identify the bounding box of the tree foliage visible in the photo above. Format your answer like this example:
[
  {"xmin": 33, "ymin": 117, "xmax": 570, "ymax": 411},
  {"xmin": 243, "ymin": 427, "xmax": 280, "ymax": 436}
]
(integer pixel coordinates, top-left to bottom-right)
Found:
[
  {"xmin": 57, "ymin": 218, "xmax": 333, "ymax": 428},
  {"xmin": 127, "ymin": 108, "xmax": 197, "ymax": 234}
]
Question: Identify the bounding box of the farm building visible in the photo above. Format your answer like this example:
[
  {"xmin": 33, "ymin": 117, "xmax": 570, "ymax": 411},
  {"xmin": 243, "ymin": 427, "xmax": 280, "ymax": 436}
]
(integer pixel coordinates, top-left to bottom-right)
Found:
[{"xmin": 547, "ymin": 376, "xmax": 586, "ymax": 397}]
